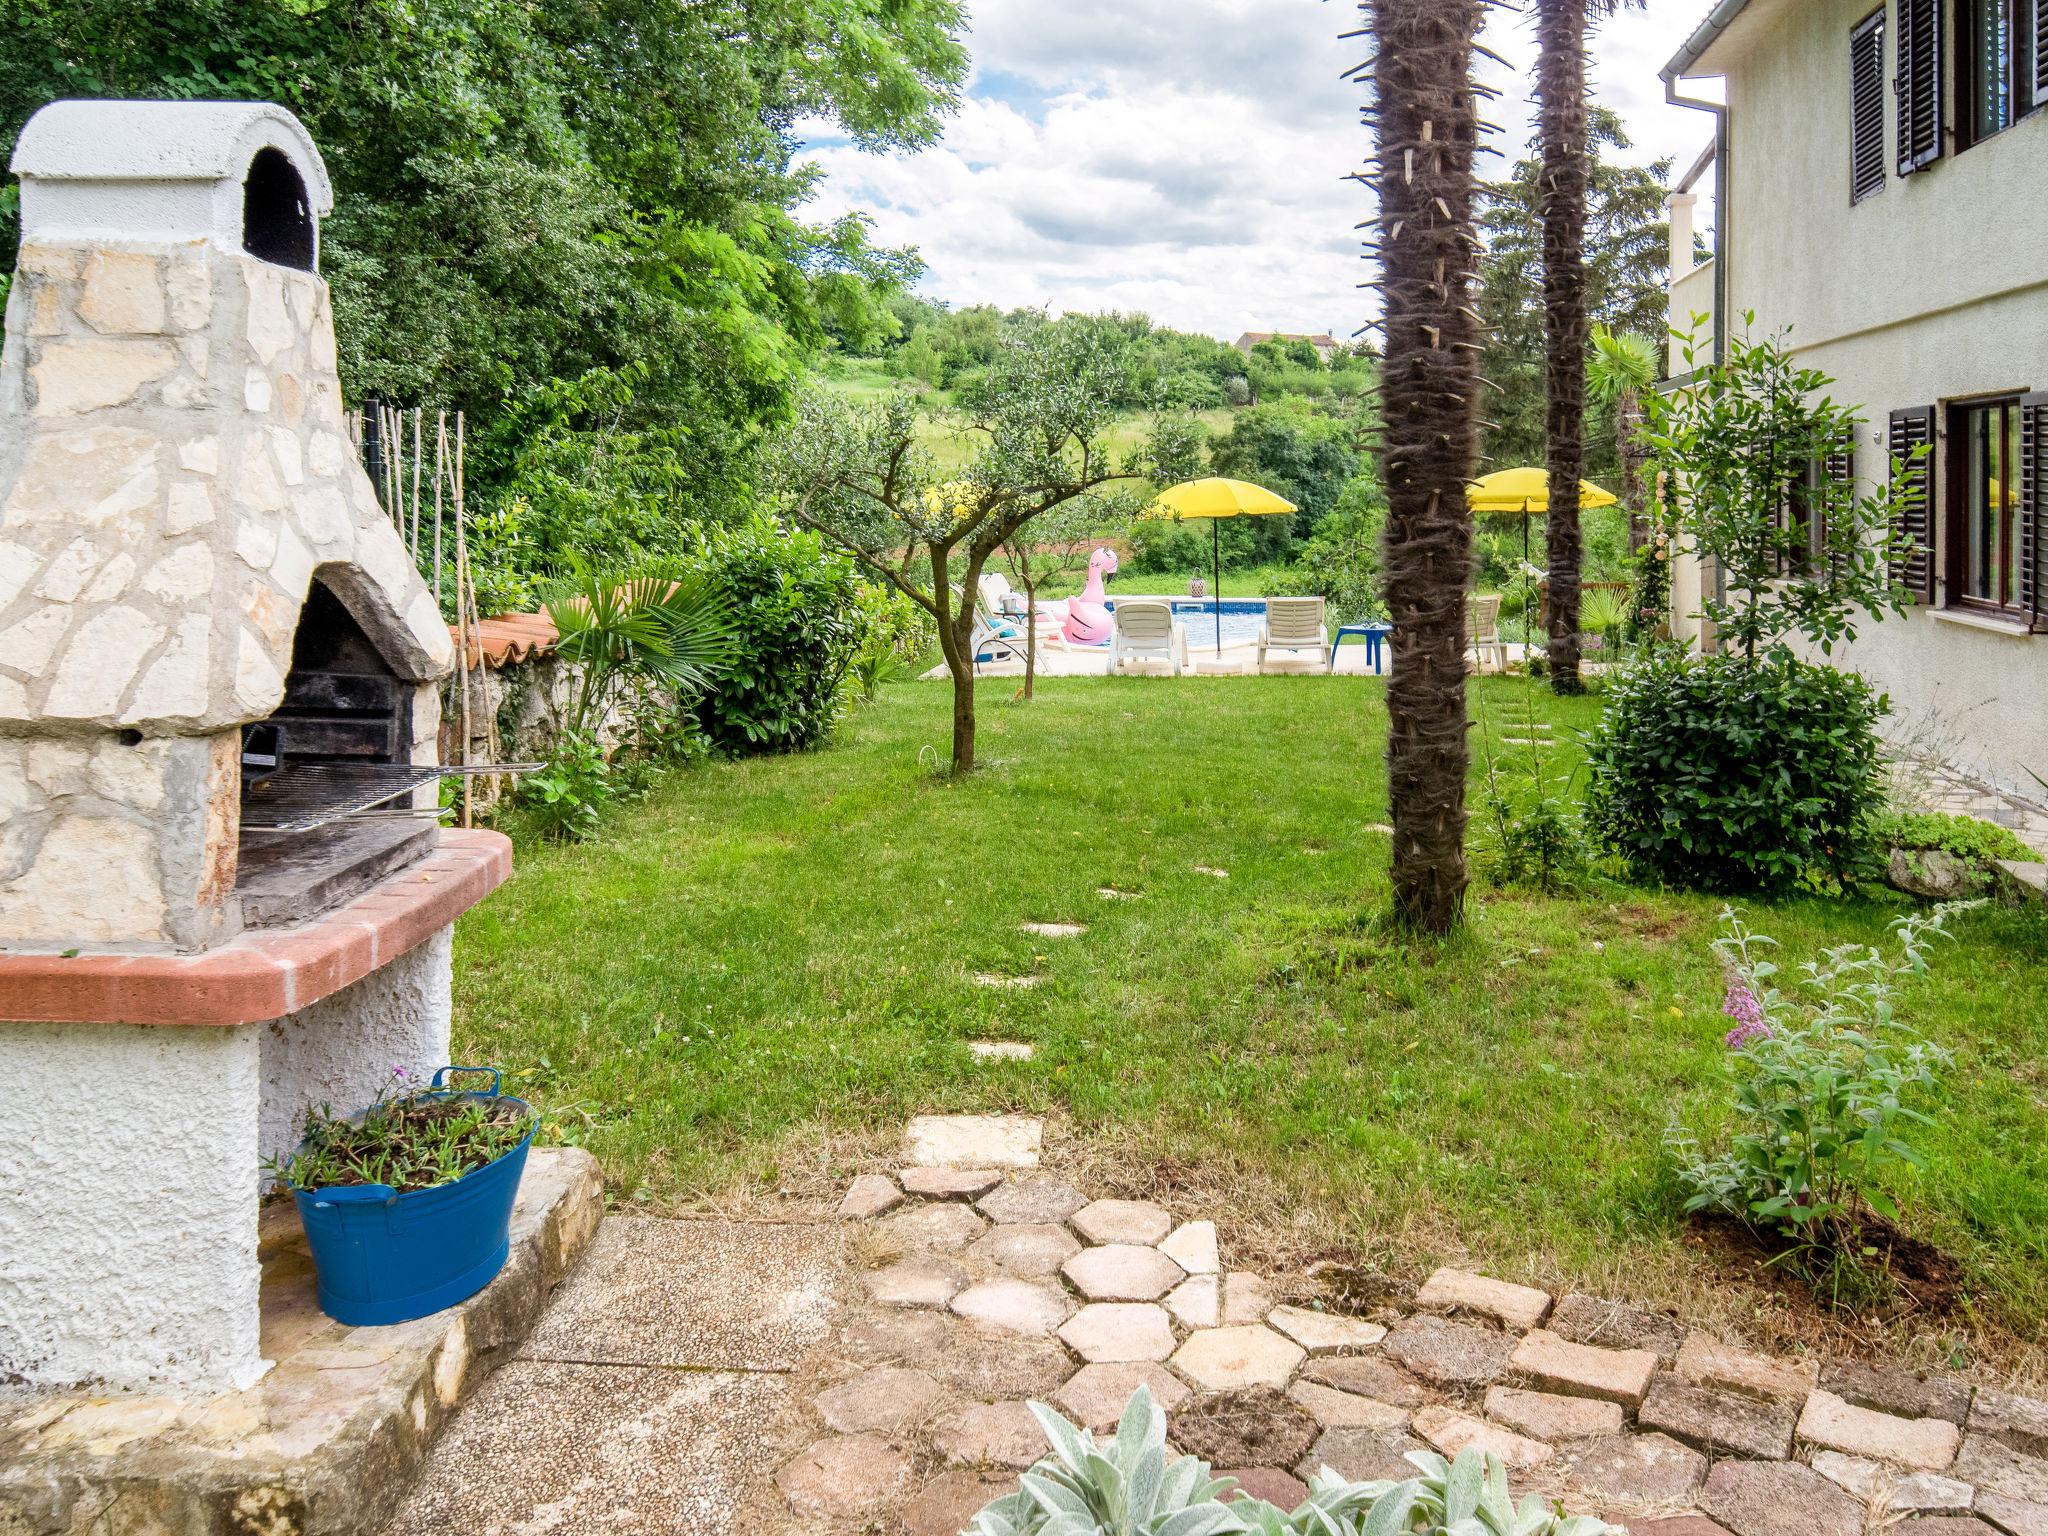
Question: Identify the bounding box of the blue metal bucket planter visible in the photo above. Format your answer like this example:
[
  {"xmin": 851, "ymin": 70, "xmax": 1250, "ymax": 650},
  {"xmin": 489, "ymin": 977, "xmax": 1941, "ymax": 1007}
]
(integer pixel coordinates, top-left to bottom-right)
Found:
[{"xmin": 292, "ymin": 1066, "xmax": 536, "ymax": 1326}]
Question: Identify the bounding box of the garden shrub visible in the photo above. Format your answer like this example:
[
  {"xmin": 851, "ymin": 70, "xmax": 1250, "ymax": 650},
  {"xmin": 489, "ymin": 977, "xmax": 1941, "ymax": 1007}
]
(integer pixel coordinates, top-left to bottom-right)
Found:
[
  {"xmin": 1871, "ymin": 809, "xmax": 2035, "ymax": 865},
  {"xmin": 689, "ymin": 516, "xmax": 867, "ymax": 754},
  {"xmin": 1584, "ymin": 649, "xmax": 1887, "ymax": 891}
]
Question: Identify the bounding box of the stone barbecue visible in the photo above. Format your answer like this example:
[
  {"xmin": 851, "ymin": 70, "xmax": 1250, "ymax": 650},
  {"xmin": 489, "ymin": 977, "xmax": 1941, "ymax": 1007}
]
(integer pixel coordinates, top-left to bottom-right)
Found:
[{"xmin": 0, "ymin": 101, "xmax": 511, "ymax": 1398}]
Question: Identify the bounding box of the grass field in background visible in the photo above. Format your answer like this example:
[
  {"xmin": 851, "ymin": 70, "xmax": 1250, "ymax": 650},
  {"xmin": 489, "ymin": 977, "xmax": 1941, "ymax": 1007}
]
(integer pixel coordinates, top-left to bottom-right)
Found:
[{"xmin": 456, "ymin": 677, "xmax": 2048, "ymax": 1353}]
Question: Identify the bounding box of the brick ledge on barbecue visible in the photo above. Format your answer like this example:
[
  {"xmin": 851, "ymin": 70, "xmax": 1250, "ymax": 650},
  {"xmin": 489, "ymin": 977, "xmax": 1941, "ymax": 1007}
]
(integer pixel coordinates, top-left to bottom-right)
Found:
[{"xmin": 0, "ymin": 829, "xmax": 510, "ymax": 1025}]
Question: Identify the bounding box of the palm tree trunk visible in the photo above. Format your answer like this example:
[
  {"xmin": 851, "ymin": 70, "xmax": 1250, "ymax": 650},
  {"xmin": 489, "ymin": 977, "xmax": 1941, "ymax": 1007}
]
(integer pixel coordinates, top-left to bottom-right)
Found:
[
  {"xmin": 1619, "ymin": 387, "xmax": 1648, "ymax": 550},
  {"xmin": 1368, "ymin": 0, "xmax": 1485, "ymax": 935},
  {"xmin": 1537, "ymin": 0, "xmax": 1591, "ymax": 694}
]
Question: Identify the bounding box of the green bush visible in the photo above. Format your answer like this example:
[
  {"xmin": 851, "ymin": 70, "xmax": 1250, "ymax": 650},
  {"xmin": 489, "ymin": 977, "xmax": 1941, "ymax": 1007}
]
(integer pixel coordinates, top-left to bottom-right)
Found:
[
  {"xmin": 1584, "ymin": 650, "xmax": 1887, "ymax": 891},
  {"xmin": 689, "ymin": 517, "xmax": 867, "ymax": 754}
]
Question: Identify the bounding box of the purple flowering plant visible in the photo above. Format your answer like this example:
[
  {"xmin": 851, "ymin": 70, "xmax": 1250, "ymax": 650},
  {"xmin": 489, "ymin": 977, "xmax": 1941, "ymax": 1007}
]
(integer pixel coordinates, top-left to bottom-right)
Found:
[{"xmin": 1669, "ymin": 903, "xmax": 1970, "ymax": 1266}]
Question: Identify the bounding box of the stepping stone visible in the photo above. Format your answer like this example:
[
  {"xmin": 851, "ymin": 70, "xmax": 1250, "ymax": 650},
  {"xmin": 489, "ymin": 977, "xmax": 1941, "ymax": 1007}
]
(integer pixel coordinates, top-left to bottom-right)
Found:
[
  {"xmin": 1158, "ymin": 1220, "xmax": 1219, "ymax": 1275},
  {"xmin": 1411, "ymin": 1406, "xmax": 1552, "ymax": 1471},
  {"xmin": 977, "ymin": 1179, "xmax": 1088, "ymax": 1225},
  {"xmin": 838, "ymin": 1174, "xmax": 903, "ymax": 1220},
  {"xmin": 1892, "ymin": 1470, "xmax": 1977, "ymax": 1517},
  {"xmin": 1674, "ymin": 1332, "xmax": 1816, "ymax": 1405},
  {"xmin": 1220, "ymin": 1468, "xmax": 1309, "ymax": 1510},
  {"xmin": 1954, "ymin": 1433, "xmax": 2048, "ymax": 1503},
  {"xmin": 1484, "ymin": 1385, "xmax": 1623, "ymax": 1441},
  {"xmin": 932, "ymin": 1336, "xmax": 1075, "ymax": 1401},
  {"xmin": 900, "ymin": 1167, "xmax": 1002, "ymax": 1201},
  {"xmin": 1303, "ymin": 1356, "xmax": 1430, "ymax": 1409},
  {"xmin": 1193, "ymin": 865, "xmax": 1230, "ymax": 878},
  {"xmin": 814, "ymin": 1365, "xmax": 944, "ymax": 1434},
  {"xmin": 1096, "ymin": 887, "xmax": 1142, "ymax": 900},
  {"xmin": 1824, "ymin": 1359, "xmax": 1972, "ymax": 1427},
  {"xmin": 905, "ymin": 1114, "xmax": 1042, "ymax": 1170},
  {"xmin": 1977, "ymin": 1492, "xmax": 2048, "ymax": 1535},
  {"xmin": 1565, "ymin": 1430, "xmax": 1706, "ymax": 1507},
  {"xmin": 866, "ymin": 1256, "xmax": 969, "ymax": 1310},
  {"xmin": 1971, "ymin": 1387, "xmax": 2048, "ymax": 1456},
  {"xmin": 1699, "ymin": 1458, "xmax": 1863, "ymax": 1536},
  {"xmin": 1638, "ymin": 1377, "xmax": 1797, "ymax": 1461},
  {"xmin": 1062, "ymin": 1243, "xmax": 1185, "ymax": 1302},
  {"xmin": 1055, "ymin": 1362, "xmax": 1192, "ymax": 1430},
  {"xmin": 968, "ymin": 1222, "xmax": 1081, "ymax": 1278},
  {"xmin": 901, "ymin": 1471, "xmax": 1018, "ymax": 1536},
  {"xmin": 1808, "ymin": 1449, "xmax": 1885, "ymax": 1499},
  {"xmin": 1165, "ymin": 1275, "xmax": 1220, "ymax": 1330},
  {"xmin": 841, "ymin": 1309, "xmax": 954, "ymax": 1363},
  {"xmin": 1221, "ymin": 1271, "xmax": 1277, "ymax": 1325},
  {"xmin": 1020, "ymin": 921, "xmax": 1086, "ymax": 938},
  {"xmin": 1058, "ymin": 1302, "xmax": 1176, "ymax": 1363},
  {"xmin": 1549, "ymin": 1292, "xmax": 1688, "ymax": 1363},
  {"xmin": 1170, "ymin": 1326, "xmax": 1306, "ymax": 1392},
  {"xmin": 930, "ymin": 1400, "xmax": 1046, "ymax": 1470},
  {"xmin": 1070, "ymin": 1199, "xmax": 1173, "ymax": 1246},
  {"xmin": 1363, "ymin": 823, "xmax": 1394, "ymax": 834},
  {"xmin": 1510, "ymin": 1328, "xmax": 1658, "ymax": 1407},
  {"xmin": 969, "ymin": 1040, "xmax": 1033, "ymax": 1061},
  {"xmin": 1287, "ymin": 1380, "xmax": 1408, "ymax": 1431},
  {"xmin": 1799, "ymin": 1388, "xmax": 1961, "ymax": 1469},
  {"xmin": 972, "ymin": 972, "xmax": 1043, "ymax": 989},
  {"xmin": 1297, "ymin": 1426, "xmax": 1429, "ymax": 1484},
  {"xmin": 777, "ymin": 1432, "xmax": 916, "ymax": 1518},
  {"xmin": 949, "ymin": 1278, "xmax": 1074, "ymax": 1337},
  {"xmin": 1381, "ymin": 1315, "xmax": 1515, "ymax": 1390},
  {"xmin": 881, "ymin": 1202, "xmax": 988, "ymax": 1253},
  {"xmin": 1415, "ymin": 1267, "xmax": 1553, "ymax": 1331},
  {"xmin": 1266, "ymin": 1305, "xmax": 1386, "ymax": 1356},
  {"xmin": 1172, "ymin": 1387, "xmax": 1319, "ymax": 1468}
]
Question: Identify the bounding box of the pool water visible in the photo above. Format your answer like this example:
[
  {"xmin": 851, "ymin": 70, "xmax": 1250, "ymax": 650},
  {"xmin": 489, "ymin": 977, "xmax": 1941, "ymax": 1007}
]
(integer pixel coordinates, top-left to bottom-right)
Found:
[{"xmin": 1106, "ymin": 597, "xmax": 1269, "ymax": 647}]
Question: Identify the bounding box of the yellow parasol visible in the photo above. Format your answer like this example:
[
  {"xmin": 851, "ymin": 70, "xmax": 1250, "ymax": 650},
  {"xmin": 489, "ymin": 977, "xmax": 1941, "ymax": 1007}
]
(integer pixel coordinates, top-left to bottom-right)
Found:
[
  {"xmin": 1467, "ymin": 468, "xmax": 1618, "ymax": 561},
  {"xmin": 1147, "ymin": 478, "xmax": 1298, "ymax": 653}
]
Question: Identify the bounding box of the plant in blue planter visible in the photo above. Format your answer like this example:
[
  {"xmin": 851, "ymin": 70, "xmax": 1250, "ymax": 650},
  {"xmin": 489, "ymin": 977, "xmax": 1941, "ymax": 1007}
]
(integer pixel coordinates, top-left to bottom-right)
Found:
[{"xmin": 272, "ymin": 1066, "xmax": 536, "ymax": 1326}]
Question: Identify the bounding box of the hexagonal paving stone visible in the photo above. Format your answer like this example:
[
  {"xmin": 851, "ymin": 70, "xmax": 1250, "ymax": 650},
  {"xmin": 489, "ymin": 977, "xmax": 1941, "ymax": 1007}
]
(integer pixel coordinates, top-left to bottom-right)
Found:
[
  {"xmin": 1221, "ymin": 1271, "xmax": 1277, "ymax": 1325},
  {"xmin": 968, "ymin": 1222, "xmax": 1082, "ymax": 1278},
  {"xmin": 1056, "ymin": 1363, "xmax": 1193, "ymax": 1430},
  {"xmin": 1380, "ymin": 1315, "xmax": 1515, "ymax": 1390},
  {"xmin": 777, "ymin": 1433, "xmax": 915, "ymax": 1518},
  {"xmin": 905, "ymin": 1114, "xmax": 1042, "ymax": 1169},
  {"xmin": 837, "ymin": 1174, "xmax": 903, "ymax": 1219},
  {"xmin": 1058, "ymin": 1303, "xmax": 1177, "ymax": 1364},
  {"xmin": 1698, "ymin": 1458, "xmax": 1863, "ymax": 1536},
  {"xmin": 866, "ymin": 1256, "xmax": 969, "ymax": 1309},
  {"xmin": 1170, "ymin": 1325, "xmax": 1306, "ymax": 1392},
  {"xmin": 1070, "ymin": 1199, "xmax": 1173, "ymax": 1246},
  {"xmin": 1062, "ymin": 1243, "xmax": 1185, "ymax": 1302},
  {"xmin": 1172, "ymin": 1387, "xmax": 1319, "ymax": 1469},
  {"xmin": 1298, "ymin": 1426, "xmax": 1431, "ymax": 1484},
  {"xmin": 1266, "ymin": 1305, "xmax": 1387, "ymax": 1356},
  {"xmin": 949, "ymin": 1278, "xmax": 1075, "ymax": 1337},
  {"xmin": 1166, "ymin": 1275, "xmax": 1220, "ymax": 1330},
  {"xmin": 900, "ymin": 1167, "xmax": 1003, "ymax": 1201},
  {"xmin": 1411, "ymin": 1406, "xmax": 1553, "ymax": 1471},
  {"xmin": 813, "ymin": 1365, "xmax": 944, "ymax": 1434},
  {"xmin": 977, "ymin": 1179, "xmax": 1090, "ymax": 1226},
  {"xmin": 841, "ymin": 1308, "xmax": 956, "ymax": 1362},
  {"xmin": 1158, "ymin": 1220, "xmax": 1219, "ymax": 1275},
  {"xmin": 1287, "ymin": 1380, "xmax": 1409, "ymax": 1431},
  {"xmin": 931, "ymin": 1335, "xmax": 1076, "ymax": 1400},
  {"xmin": 881, "ymin": 1202, "xmax": 989, "ymax": 1253},
  {"xmin": 901, "ymin": 1471, "xmax": 1018, "ymax": 1536},
  {"xmin": 930, "ymin": 1400, "xmax": 1048, "ymax": 1470}
]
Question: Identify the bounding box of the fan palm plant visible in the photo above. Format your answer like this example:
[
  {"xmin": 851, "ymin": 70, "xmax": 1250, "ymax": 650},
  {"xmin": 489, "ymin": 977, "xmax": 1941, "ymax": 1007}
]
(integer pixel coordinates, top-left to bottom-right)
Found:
[
  {"xmin": 1587, "ymin": 325, "xmax": 1659, "ymax": 547},
  {"xmin": 541, "ymin": 561, "xmax": 738, "ymax": 740},
  {"xmin": 1362, "ymin": 0, "xmax": 1488, "ymax": 934}
]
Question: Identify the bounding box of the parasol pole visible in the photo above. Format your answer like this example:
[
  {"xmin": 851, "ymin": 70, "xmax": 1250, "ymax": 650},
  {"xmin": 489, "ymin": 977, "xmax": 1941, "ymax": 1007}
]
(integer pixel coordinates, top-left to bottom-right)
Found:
[{"xmin": 1212, "ymin": 521, "xmax": 1223, "ymax": 654}]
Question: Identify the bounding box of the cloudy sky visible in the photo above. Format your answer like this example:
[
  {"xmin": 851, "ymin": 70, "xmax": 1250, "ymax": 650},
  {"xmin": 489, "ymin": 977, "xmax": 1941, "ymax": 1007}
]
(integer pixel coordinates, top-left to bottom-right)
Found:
[{"xmin": 799, "ymin": 0, "xmax": 1720, "ymax": 341}]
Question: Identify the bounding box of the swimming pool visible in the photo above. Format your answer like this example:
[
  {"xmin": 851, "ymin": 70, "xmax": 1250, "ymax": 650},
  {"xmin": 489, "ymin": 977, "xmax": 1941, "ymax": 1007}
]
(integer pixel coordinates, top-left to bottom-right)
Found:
[{"xmin": 1106, "ymin": 597, "xmax": 1268, "ymax": 647}]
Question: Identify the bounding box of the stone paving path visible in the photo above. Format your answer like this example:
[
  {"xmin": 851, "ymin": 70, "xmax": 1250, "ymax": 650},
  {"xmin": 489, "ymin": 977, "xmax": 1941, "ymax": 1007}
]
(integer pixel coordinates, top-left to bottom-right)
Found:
[{"xmin": 386, "ymin": 1115, "xmax": 2048, "ymax": 1536}]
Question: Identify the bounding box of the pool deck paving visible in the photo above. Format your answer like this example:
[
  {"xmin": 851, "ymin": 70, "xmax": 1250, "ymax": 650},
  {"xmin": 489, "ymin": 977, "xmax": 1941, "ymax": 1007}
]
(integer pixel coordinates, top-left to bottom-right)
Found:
[{"xmin": 375, "ymin": 1117, "xmax": 2048, "ymax": 1536}]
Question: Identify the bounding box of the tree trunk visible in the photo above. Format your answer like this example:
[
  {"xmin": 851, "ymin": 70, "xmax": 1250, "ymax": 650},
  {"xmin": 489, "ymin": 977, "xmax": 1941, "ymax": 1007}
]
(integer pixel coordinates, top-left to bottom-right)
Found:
[
  {"xmin": 931, "ymin": 545, "xmax": 976, "ymax": 773},
  {"xmin": 1537, "ymin": 0, "xmax": 1590, "ymax": 694},
  {"xmin": 1620, "ymin": 388, "xmax": 1649, "ymax": 550},
  {"xmin": 1022, "ymin": 573, "xmax": 1038, "ymax": 700},
  {"xmin": 1370, "ymin": 0, "xmax": 1484, "ymax": 935}
]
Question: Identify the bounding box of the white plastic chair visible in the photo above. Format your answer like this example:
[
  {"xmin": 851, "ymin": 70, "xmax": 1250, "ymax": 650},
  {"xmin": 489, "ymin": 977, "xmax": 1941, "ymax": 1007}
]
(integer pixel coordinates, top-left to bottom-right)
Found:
[
  {"xmin": 1257, "ymin": 596, "xmax": 1328, "ymax": 671},
  {"xmin": 1465, "ymin": 593, "xmax": 1508, "ymax": 674},
  {"xmin": 1109, "ymin": 600, "xmax": 1188, "ymax": 676}
]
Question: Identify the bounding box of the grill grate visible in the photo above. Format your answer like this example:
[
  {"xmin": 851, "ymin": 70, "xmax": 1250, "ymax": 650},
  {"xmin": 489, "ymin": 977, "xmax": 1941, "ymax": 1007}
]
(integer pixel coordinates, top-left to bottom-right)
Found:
[{"xmin": 241, "ymin": 761, "xmax": 534, "ymax": 832}]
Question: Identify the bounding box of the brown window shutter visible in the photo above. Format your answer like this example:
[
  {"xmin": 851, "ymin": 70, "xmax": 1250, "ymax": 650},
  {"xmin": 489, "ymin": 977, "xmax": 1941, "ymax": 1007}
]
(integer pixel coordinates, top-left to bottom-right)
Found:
[
  {"xmin": 1822, "ymin": 439, "xmax": 1856, "ymax": 578},
  {"xmin": 1895, "ymin": 0, "xmax": 1944, "ymax": 174},
  {"xmin": 2021, "ymin": 393, "xmax": 2047, "ymax": 630},
  {"xmin": 1850, "ymin": 9, "xmax": 1886, "ymax": 202},
  {"xmin": 1888, "ymin": 406, "xmax": 1936, "ymax": 601},
  {"xmin": 2035, "ymin": 0, "xmax": 2048, "ymax": 110}
]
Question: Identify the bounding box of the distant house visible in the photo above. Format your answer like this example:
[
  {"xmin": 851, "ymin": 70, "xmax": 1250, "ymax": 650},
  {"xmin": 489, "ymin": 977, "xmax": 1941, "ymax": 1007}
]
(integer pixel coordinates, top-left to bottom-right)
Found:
[{"xmin": 1235, "ymin": 331, "xmax": 1340, "ymax": 365}]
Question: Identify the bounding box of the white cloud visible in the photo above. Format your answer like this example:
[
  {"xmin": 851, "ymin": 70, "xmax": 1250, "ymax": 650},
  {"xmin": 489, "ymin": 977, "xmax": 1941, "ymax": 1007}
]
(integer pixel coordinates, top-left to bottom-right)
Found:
[{"xmin": 798, "ymin": 0, "xmax": 1722, "ymax": 340}]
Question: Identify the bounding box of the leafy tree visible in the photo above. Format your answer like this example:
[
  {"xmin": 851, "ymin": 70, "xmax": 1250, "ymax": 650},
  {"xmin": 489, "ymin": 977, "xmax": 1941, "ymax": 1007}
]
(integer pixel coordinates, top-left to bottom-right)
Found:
[
  {"xmin": 1209, "ymin": 402, "xmax": 1360, "ymax": 561},
  {"xmin": 1361, "ymin": 0, "xmax": 1486, "ymax": 934},
  {"xmin": 776, "ymin": 318, "xmax": 1164, "ymax": 772},
  {"xmin": 998, "ymin": 494, "xmax": 1134, "ymax": 700}
]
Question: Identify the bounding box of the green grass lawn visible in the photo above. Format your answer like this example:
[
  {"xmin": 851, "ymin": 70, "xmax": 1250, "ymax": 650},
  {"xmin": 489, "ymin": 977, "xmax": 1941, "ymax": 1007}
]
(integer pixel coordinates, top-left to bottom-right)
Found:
[{"xmin": 456, "ymin": 677, "xmax": 2048, "ymax": 1353}]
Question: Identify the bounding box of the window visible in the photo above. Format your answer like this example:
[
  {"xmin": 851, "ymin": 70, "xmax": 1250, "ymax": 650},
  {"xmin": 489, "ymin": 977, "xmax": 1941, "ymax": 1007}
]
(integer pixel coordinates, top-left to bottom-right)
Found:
[
  {"xmin": 1851, "ymin": 9, "xmax": 1887, "ymax": 201},
  {"xmin": 1949, "ymin": 398, "xmax": 2024, "ymax": 613},
  {"xmin": 1958, "ymin": 0, "xmax": 2043, "ymax": 147}
]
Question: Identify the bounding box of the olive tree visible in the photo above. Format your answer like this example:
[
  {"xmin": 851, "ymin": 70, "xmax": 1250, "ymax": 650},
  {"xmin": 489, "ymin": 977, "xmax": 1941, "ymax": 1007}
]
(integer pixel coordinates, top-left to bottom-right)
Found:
[{"xmin": 776, "ymin": 318, "xmax": 1158, "ymax": 771}]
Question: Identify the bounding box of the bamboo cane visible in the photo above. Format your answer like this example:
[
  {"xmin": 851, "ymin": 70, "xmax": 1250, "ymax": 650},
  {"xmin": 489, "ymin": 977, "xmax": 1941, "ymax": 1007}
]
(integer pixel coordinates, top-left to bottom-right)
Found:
[
  {"xmin": 410, "ymin": 409, "xmax": 423, "ymax": 557},
  {"xmin": 452, "ymin": 411, "xmax": 474, "ymax": 830},
  {"xmin": 432, "ymin": 411, "xmax": 447, "ymax": 606}
]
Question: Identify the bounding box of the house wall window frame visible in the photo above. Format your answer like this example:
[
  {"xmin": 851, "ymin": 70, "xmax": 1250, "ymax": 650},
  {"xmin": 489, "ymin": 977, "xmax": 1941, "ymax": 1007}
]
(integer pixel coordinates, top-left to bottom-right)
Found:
[
  {"xmin": 1942, "ymin": 393, "xmax": 2033, "ymax": 620},
  {"xmin": 1956, "ymin": 0, "xmax": 2044, "ymax": 150}
]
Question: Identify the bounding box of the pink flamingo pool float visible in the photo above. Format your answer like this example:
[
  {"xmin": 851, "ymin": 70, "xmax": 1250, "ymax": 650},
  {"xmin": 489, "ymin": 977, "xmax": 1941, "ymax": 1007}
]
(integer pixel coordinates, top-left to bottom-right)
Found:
[{"xmin": 1038, "ymin": 547, "xmax": 1117, "ymax": 646}]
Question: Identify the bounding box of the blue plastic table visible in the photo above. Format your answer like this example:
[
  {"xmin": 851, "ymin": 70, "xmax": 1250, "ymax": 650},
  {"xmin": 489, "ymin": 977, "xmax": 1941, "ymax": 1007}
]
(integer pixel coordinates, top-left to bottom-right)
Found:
[{"xmin": 1329, "ymin": 622, "xmax": 1393, "ymax": 674}]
